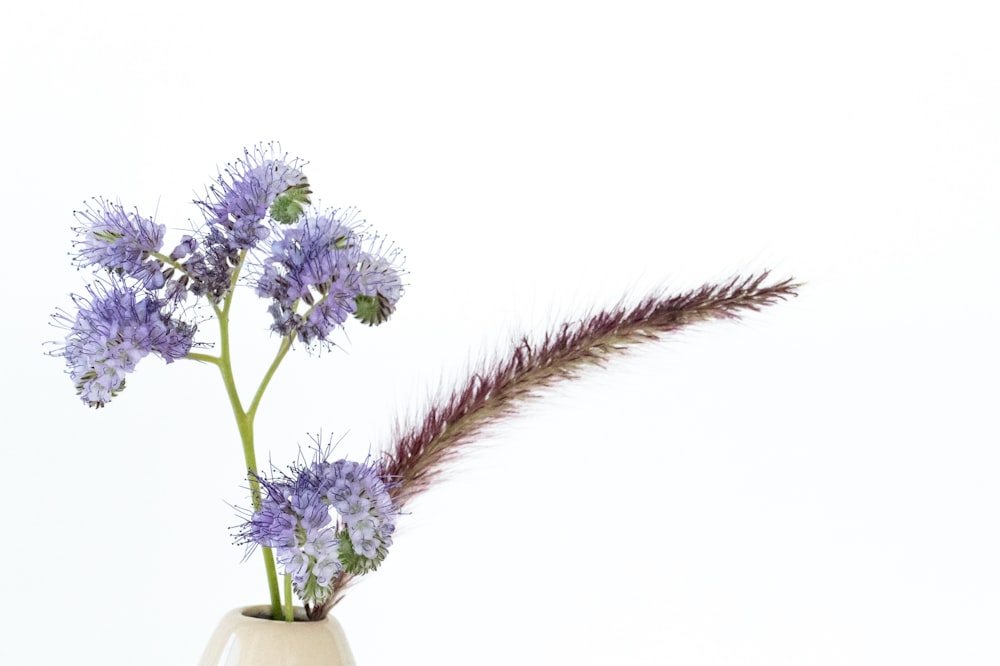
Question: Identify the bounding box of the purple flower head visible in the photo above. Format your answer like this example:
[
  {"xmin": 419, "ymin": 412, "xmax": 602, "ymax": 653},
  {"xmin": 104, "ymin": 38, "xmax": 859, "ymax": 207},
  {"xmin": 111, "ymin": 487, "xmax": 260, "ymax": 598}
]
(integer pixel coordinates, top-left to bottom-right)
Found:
[
  {"xmin": 197, "ymin": 143, "xmax": 310, "ymax": 250},
  {"xmin": 50, "ymin": 279, "xmax": 196, "ymax": 408},
  {"xmin": 353, "ymin": 245, "xmax": 405, "ymax": 327},
  {"xmin": 72, "ymin": 199, "xmax": 166, "ymax": 288},
  {"xmin": 315, "ymin": 459, "xmax": 398, "ymax": 574},
  {"xmin": 256, "ymin": 209, "xmax": 405, "ymax": 343},
  {"xmin": 169, "ymin": 145, "xmax": 310, "ymax": 304},
  {"xmin": 237, "ymin": 446, "xmax": 399, "ymax": 605},
  {"xmin": 256, "ymin": 209, "xmax": 362, "ymax": 342}
]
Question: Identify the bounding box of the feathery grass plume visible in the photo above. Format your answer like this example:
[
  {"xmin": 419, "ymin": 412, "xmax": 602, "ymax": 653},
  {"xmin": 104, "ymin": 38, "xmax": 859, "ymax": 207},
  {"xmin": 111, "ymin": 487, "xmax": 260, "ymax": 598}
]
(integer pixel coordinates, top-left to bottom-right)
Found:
[{"xmin": 318, "ymin": 271, "xmax": 799, "ymax": 614}]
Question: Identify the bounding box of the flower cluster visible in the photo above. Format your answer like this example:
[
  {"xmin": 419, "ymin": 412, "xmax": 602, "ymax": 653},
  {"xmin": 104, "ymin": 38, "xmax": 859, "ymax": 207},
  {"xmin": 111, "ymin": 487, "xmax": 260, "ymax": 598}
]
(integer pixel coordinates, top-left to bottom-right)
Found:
[
  {"xmin": 239, "ymin": 451, "xmax": 398, "ymax": 607},
  {"xmin": 197, "ymin": 148, "xmax": 310, "ymax": 247},
  {"xmin": 72, "ymin": 199, "xmax": 167, "ymax": 288},
  {"xmin": 256, "ymin": 209, "xmax": 404, "ymax": 342},
  {"xmin": 173, "ymin": 145, "xmax": 313, "ymax": 303},
  {"xmin": 52, "ymin": 281, "xmax": 195, "ymax": 407},
  {"xmin": 52, "ymin": 144, "xmax": 407, "ymax": 618},
  {"xmin": 51, "ymin": 143, "xmax": 404, "ymax": 407}
]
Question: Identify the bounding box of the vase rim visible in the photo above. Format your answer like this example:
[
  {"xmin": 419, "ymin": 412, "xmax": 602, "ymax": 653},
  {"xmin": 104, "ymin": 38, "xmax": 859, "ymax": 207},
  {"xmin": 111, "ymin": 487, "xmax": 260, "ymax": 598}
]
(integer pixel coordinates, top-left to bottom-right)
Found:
[{"xmin": 239, "ymin": 605, "xmax": 318, "ymax": 623}]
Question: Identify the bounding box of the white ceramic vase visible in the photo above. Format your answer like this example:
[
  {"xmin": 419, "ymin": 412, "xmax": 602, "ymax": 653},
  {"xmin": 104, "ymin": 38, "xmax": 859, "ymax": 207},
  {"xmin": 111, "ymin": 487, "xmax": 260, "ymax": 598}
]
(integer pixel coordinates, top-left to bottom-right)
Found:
[{"xmin": 199, "ymin": 605, "xmax": 356, "ymax": 666}]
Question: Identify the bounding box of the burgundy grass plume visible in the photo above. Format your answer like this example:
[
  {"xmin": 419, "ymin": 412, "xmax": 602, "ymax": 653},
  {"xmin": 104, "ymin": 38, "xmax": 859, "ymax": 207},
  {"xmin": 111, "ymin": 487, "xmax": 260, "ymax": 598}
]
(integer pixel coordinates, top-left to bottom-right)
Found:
[{"xmin": 319, "ymin": 271, "xmax": 799, "ymax": 614}]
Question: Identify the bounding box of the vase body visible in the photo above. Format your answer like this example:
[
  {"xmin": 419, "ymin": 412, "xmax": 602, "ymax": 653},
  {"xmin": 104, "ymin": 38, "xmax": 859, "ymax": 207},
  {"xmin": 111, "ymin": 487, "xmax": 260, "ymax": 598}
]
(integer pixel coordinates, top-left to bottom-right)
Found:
[{"xmin": 199, "ymin": 606, "xmax": 356, "ymax": 666}]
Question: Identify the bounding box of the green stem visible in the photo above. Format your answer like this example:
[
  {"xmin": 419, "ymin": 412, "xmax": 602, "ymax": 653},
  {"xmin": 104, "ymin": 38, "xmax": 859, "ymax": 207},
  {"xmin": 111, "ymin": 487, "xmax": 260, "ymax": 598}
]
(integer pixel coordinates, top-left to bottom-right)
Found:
[
  {"xmin": 180, "ymin": 247, "xmax": 309, "ymax": 620},
  {"xmin": 184, "ymin": 352, "xmax": 220, "ymax": 365},
  {"xmin": 150, "ymin": 251, "xmax": 188, "ymax": 276},
  {"xmin": 247, "ymin": 336, "xmax": 294, "ymax": 422},
  {"xmin": 211, "ymin": 251, "xmax": 285, "ymax": 619}
]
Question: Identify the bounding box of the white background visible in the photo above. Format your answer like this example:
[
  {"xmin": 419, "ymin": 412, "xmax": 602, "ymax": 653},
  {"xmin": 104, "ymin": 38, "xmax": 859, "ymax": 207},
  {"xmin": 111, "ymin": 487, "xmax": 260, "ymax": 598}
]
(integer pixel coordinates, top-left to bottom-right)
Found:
[{"xmin": 2, "ymin": 1, "xmax": 998, "ymax": 664}]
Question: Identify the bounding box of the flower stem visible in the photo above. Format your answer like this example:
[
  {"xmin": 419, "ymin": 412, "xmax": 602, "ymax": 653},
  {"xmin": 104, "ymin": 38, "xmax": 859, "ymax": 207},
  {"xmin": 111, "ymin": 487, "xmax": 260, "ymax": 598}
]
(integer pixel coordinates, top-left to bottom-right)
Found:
[
  {"xmin": 212, "ymin": 252, "xmax": 284, "ymax": 619},
  {"xmin": 184, "ymin": 352, "xmax": 220, "ymax": 365},
  {"xmin": 284, "ymin": 574, "xmax": 294, "ymax": 622},
  {"xmin": 150, "ymin": 251, "xmax": 187, "ymax": 275},
  {"xmin": 246, "ymin": 336, "xmax": 294, "ymax": 423}
]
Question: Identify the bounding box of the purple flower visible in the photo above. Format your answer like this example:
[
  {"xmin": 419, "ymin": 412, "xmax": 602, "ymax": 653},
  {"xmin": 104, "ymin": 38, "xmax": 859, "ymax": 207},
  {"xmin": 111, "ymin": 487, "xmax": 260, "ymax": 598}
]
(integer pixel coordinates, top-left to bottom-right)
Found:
[
  {"xmin": 168, "ymin": 145, "xmax": 310, "ymax": 304},
  {"xmin": 256, "ymin": 209, "xmax": 404, "ymax": 342},
  {"xmin": 313, "ymin": 459, "xmax": 397, "ymax": 573},
  {"xmin": 357, "ymin": 253, "xmax": 403, "ymax": 305},
  {"xmin": 241, "ymin": 468, "xmax": 344, "ymax": 605},
  {"xmin": 72, "ymin": 199, "xmax": 166, "ymax": 288},
  {"xmin": 51, "ymin": 280, "xmax": 196, "ymax": 407},
  {"xmin": 353, "ymin": 250, "xmax": 404, "ymax": 327},
  {"xmin": 238, "ymin": 448, "xmax": 398, "ymax": 605},
  {"xmin": 197, "ymin": 144, "xmax": 309, "ymax": 250},
  {"xmin": 256, "ymin": 210, "xmax": 362, "ymax": 341}
]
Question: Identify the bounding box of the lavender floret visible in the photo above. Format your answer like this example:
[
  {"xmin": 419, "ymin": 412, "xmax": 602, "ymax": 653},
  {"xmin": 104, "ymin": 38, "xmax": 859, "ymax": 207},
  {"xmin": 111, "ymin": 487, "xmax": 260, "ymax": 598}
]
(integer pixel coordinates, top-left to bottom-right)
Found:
[
  {"xmin": 197, "ymin": 144, "xmax": 309, "ymax": 250},
  {"xmin": 238, "ymin": 449, "xmax": 398, "ymax": 606},
  {"xmin": 51, "ymin": 279, "xmax": 195, "ymax": 407},
  {"xmin": 72, "ymin": 199, "xmax": 166, "ymax": 289},
  {"xmin": 257, "ymin": 209, "xmax": 404, "ymax": 342}
]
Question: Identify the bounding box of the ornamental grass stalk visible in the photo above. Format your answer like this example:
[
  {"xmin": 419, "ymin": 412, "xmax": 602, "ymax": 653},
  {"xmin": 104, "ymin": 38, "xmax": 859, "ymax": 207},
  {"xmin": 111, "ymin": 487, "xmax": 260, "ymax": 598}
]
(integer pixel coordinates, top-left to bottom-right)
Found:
[{"xmin": 318, "ymin": 272, "xmax": 799, "ymax": 615}]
